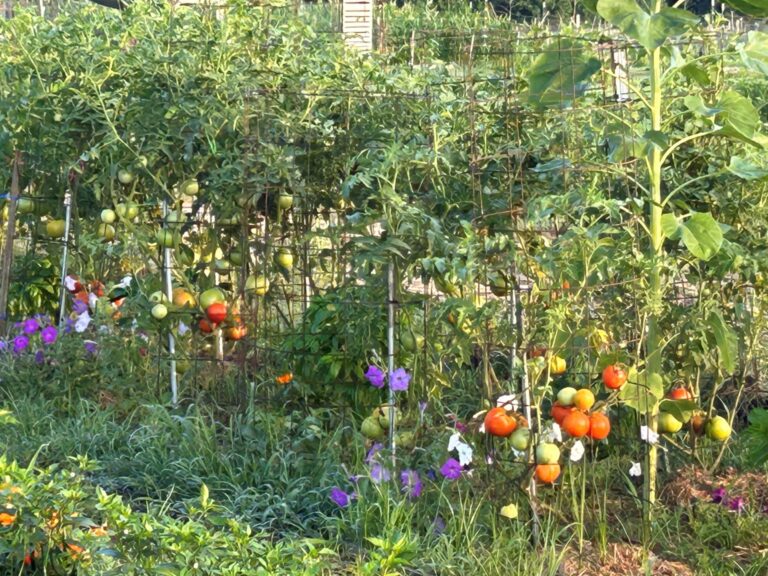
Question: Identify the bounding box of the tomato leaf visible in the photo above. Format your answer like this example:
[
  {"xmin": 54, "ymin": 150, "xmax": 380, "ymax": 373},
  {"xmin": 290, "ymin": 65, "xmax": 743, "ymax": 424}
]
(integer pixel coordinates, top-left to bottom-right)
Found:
[
  {"xmin": 658, "ymin": 399, "xmax": 698, "ymax": 423},
  {"xmin": 707, "ymin": 311, "xmax": 738, "ymax": 373},
  {"xmin": 619, "ymin": 368, "xmax": 663, "ymax": 414},
  {"xmin": 680, "ymin": 212, "xmax": 723, "ymax": 261}
]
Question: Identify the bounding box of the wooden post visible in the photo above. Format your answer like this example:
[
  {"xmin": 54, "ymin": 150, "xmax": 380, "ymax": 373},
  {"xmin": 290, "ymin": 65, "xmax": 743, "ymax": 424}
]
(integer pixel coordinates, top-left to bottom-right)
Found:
[
  {"xmin": 611, "ymin": 45, "xmax": 630, "ymax": 102},
  {"xmin": 0, "ymin": 152, "xmax": 21, "ymax": 334},
  {"xmin": 387, "ymin": 262, "xmax": 396, "ymax": 460},
  {"xmin": 56, "ymin": 190, "xmax": 74, "ymax": 326}
]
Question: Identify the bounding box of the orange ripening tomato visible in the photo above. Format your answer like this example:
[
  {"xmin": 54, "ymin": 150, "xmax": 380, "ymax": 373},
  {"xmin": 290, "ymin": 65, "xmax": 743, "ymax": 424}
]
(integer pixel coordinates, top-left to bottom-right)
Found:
[
  {"xmin": 198, "ymin": 318, "xmax": 216, "ymax": 333},
  {"xmin": 667, "ymin": 387, "xmax": 693, "ymax": 400},
  {"xmin": 225, "ymin": 325, "xmax": 247, "ymax": 341},
  {"xmin": 562, "ymin": 411, "xmax": 591, "ymax": 438},
  {"xmin": 483, "ymin": 407, "xmax": 517, "ymax": 438},
  {"xmin": 276, "ymin": 372, "xmax": 293, "ymax": 385},
  {"xmin": 535, "ymin": 463, "xmax": 561, "ymax": 484},
  {"xmin": 0, "ymin": 512, "xmax": 16, "ymax": 526},
  {"xmin": 588, "ymin": 412, "xmax": 611, "ymax": 440},
  {"xmin": 551, "ymin": 402, "xmax": 575, "ymax": 425},
  {"xmin": 602, "ymin": 364, "xmax": 627, "ymax": 390},
  {"xmin": 573, "ymin": 389, "xmax": 595, "ymax": 412}
]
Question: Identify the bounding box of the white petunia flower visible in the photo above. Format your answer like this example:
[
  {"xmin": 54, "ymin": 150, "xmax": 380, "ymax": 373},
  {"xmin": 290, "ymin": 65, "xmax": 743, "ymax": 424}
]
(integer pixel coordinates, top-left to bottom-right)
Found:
[
  {"xmin": 640, "ymin": 425, "xmax": 659, "ymax": 444},
  {"xmin": 448, "ymin": 432, "xmax": 474, "ymax": 466},
  {"xmin": 540, "ymin": 422, "xmax": 563, "ymax": 443},
  {"xmin": 117, "ymin": 275, "xmax": 133, "ymax": 289},
  {"xmin": 74, "ymin": 311, "xmax": 91, "ymax": 333},
  {"xmin": 496, "ymin": 394, "xmax": 519, "ymax": 412},
  {"xmin": 178, "ymin": 321, "xmax": 190, "ymax": 335},
  {"xmin": 569, "ymin": 440, "xmax": 585, "ymax": 462},
  {"xmin": 64, "ymin": 276, "xmax": 77, "ymax": 291},
  {"xmin": 629, "ymin": 462, "xmax": 642, "ymax": 477}
]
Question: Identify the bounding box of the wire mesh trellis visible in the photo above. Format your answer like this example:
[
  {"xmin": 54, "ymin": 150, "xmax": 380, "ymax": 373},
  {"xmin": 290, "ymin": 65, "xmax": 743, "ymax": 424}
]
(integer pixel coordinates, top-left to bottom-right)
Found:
[{"xmin": 1, "ymin": 5, "xmax": 765, "ymax": 517}]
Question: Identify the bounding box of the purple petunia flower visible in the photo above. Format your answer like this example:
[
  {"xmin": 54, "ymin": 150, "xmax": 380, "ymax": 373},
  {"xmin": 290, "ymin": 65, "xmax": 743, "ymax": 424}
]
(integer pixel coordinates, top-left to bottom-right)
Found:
[
  {"xmin": 23, "ymin": 318, "xmax": 40, "ymax": 334},
  {"xmin": 711, "ymin": 487, "xmax": 728, "ymax": 504},
  {"xmin": 329, "ymin": 487, "xmax": 351, "ymax": 508},
  {"xmin": 13, "ymin": 335, "xmax": 29, "ymax": 354},
  {"xmin": 370, "ymin": 462, "xmax": 391, "ymax": 484},
  {"xmin": 400, "ymin": 469, "xmax": 422, "ymax": 499},
  {"xmin": 365, "ymin": 365, "xmax": 385, "ymax": 389},
  {"xmin": 72, "ymin": 299, "xmax": 88, "ymax": 315},
  {"xmin": 84, "ymin": 341, "xmax": 98, "ymax": 356},
  {"xmin": 729, "ymin": 496, "xmax": 746, "ymax": 514},
  {"xmin": 40, "ymin": 326, "xmax": 58, "ymax": 345},
  {"xmin": 389, "ymin": 368, "xmax": 411, "ymax": 392},
  {"xmin": 365, "ymin": 442, "xmax": 383, "ymax": 465},
  {"xmin": 426, "ymin": 469, "xmax": 436, "ymax": 481},
  {"xmin": 34, "ymin": 350, "xmax": 45, "ymax": 365},
  {"xmin": 439, "ymin": 458, "xmax": 462, "ymax": 481},
  {"xmin": 0, "ymin": 340, "xmax": 7, "ymax": 352}
]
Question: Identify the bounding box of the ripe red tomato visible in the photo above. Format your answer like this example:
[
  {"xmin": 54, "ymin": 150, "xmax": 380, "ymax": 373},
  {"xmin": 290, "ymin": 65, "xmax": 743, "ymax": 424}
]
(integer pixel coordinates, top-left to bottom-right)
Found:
[
  {"xmin": 484, "ymin": 407, "xmax": 517, "ymax": 437},
  {"xmin": 562, "ymin": 411, "xmax": 590, "ymax": 438},
  {"xmin": 602, "ymin": 364, "xmax": 627, "ymax": 390},
  {"xmin": 198, "ymin": 318, "xmax": 215, "ymax": 333},
  {"xmin": 535, "ymin": 463, "xmax": 561, "ymax": 484},
  {"xmin": 667, "ymin": 387, "xmax": 693, "ymax": 400},
  {"xmin": 89, "ymin": 281, "xmax": 105, "ymax": 298},
  {"xmin": 551, "ymin": 402, "xmax": 575, "ymax": 425},
  {"xmin": 588, "ymin": 412, "xmax": 611, "ymax": 440},
  {"xmin": 206, "ymin": 302, "xmax": 228, "ymax": 324}
]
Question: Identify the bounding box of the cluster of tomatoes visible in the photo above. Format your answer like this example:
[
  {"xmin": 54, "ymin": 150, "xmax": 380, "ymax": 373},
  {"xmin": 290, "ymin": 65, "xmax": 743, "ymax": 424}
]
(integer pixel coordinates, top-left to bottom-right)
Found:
[
  {"xmin": 484, "ymin": 363, "xmax": 628, "ymax": 485},
  {"xmin": 197, "ymin": 299, "xmax": 247, "ymax": 341}
]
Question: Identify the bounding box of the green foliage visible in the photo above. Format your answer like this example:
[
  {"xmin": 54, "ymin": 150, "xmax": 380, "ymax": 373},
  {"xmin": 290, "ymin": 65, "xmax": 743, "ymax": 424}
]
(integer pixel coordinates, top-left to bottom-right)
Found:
[
  {"xmin": 526, "ymin": 39, "xmax": 601, "ymax": 107},
  {"xmin": 597, "ymin": 0, "xmax": 700, "ymax": 51},
  {"xmin": 0, "ymin": 455, "xmax": 339, "ymax": 574},
  {"xmin": 743, "ymin": 408, "xmax": 768, "ymax": 467}
]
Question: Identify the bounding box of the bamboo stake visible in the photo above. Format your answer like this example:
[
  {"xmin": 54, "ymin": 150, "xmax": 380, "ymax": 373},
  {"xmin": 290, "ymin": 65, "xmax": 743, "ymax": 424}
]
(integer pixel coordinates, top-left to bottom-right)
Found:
[{"xmin": 0, "ymin": 152, "xmax": 21, "ymax": 334}]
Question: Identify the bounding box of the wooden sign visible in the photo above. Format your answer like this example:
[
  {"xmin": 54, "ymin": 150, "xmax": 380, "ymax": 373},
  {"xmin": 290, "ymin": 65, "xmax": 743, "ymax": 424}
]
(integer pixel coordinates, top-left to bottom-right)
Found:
[{"xmin": 342, "ymin": 0, "xmax": 373, "ymax": 52}]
